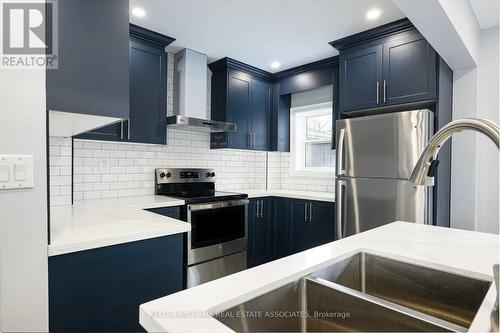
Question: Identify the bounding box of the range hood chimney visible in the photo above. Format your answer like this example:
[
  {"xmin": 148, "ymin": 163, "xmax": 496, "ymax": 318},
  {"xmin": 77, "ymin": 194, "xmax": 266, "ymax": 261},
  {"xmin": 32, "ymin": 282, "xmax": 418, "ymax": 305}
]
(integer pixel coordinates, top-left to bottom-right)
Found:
[{"xmin": 167, "ymin": 49, "xmax": 236, "ymax": 133}]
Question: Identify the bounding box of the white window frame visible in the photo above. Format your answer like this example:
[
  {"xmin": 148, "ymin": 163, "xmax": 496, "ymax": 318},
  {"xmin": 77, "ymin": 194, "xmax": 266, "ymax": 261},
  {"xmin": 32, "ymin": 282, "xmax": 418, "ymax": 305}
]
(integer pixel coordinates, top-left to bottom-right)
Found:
[{"xmin": 290, "ymin": 102, "xmax": 335, "ymax": 178}]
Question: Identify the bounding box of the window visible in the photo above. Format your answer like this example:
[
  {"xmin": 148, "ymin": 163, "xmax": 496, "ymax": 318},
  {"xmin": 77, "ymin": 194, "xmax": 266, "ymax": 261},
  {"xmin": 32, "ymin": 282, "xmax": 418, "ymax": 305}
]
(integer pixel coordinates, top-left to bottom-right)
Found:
[{"xmin": 290, "ymin": 102, "xmax": 335, "ymax": 176}]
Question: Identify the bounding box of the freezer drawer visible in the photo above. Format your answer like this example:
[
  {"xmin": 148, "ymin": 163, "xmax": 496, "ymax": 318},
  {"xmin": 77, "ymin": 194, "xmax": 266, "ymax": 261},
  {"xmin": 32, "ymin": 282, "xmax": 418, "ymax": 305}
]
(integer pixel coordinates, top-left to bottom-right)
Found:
[
  {"xmin": 336, "ymin": 178, "xmax": 431, "ymax": 238},
  {"xmin": 336, "ymin": 110, "xmax": 433, "ymax": 179}
]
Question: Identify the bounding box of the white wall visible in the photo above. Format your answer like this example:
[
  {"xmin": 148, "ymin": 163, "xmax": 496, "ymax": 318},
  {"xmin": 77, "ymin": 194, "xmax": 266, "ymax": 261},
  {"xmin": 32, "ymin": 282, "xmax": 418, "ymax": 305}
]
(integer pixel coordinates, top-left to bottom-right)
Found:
[
  {"xmin": 0, "ymin": 67, "xmax": 48, "ymax": 331},
  {"xmin": 475, "ymin": 26, "xmax": 499, "ymax": 233},
  {"xmin": 450, "ymin": 26, "xmax": 499, "ymax": 233},
  {"xmin": 450, "ymin": 68, "xmax": 478, "ymax": 231}
]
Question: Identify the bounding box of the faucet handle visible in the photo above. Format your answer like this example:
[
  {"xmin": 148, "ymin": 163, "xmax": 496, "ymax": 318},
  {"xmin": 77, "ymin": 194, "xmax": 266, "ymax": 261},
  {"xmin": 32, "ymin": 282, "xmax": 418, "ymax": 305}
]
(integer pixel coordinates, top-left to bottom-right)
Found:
[{"xmin": 427, "ymin": 160, "xmax": 440, "ymax": 177}]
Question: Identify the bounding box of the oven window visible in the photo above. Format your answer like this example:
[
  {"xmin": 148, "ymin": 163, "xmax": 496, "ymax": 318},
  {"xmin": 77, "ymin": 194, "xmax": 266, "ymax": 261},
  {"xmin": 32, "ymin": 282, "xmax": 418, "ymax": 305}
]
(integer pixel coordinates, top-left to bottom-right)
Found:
[{"xmin": 190, "ymin": 204, "xmax": 245, "ymax": 249}]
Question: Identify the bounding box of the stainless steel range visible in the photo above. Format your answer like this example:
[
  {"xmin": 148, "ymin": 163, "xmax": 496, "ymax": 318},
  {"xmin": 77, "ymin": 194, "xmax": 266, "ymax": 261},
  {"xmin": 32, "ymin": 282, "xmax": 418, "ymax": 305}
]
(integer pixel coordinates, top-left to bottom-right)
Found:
[{"xmin": 155, "ymin": 168, "xmax": 248, "ymax": 288}]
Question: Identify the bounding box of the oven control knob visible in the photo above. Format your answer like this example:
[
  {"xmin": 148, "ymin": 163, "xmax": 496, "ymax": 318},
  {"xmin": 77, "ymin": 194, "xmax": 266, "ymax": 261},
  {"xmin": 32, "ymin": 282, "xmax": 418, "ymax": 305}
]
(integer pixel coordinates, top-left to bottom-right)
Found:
[
  {"xmin": 210, "ymin": 172, "xmax": 215, "ymax": 177},
  {"xmin": 205, "ymin": 172, "xmax": 211, "ymax": 178},
  {"xmin": 159, "ymin": 172, "xmax": 171, "ymax": 179}
]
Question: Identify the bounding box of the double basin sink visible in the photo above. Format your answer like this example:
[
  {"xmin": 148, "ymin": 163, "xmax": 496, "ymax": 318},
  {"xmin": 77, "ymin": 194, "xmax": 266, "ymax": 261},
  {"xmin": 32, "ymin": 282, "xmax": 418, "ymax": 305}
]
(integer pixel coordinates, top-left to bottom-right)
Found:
[{"xmin": 215, "ymin": 252, "xmax": 492, "ymax": 332}]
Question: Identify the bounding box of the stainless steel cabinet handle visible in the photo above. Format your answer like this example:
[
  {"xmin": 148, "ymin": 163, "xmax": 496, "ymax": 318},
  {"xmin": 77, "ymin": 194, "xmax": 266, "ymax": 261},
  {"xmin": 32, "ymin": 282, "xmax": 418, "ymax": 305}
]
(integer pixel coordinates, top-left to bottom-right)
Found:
[
  {"xmin": 260, "ymin": 200, "xmax": 264, "ymax": 218},
  {"xmin": 383, "ymin": 80, "xmax": 387, "ymax": 104},
  {"xmin": 376, "ymin": 81, "xmax": 380, "ymax": 105},
  {"xmin": 120, "ymin": 121, "xmax": 124, "ymax": 140},
  {"xmin": 127, "ymin": 119, "xmax": 131, "ymax": 140},
  {"xmin": 251, "ymin": 133, "xmax": 256, "ymax": 149},
  {"xmin": 248, "ymin": 133, "xmax": 251, "ymax": 148},
  {"xmin": 304, "ymin": 203, "xmax": 308, "ymax": 222},
  {"xmin": 309, "ymin": 203, "xmax": 313, "ymax": 222},
  {"xmin": 256, "ymin": 200, "xmax": 260, "ymax": 218}
]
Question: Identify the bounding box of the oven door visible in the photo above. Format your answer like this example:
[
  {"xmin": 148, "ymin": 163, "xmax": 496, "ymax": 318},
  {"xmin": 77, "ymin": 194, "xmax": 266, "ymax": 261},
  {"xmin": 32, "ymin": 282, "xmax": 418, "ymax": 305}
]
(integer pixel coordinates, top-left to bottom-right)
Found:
[{"xmin": 187, "ymin": 199, "xmax": 248, "ymax": 265}]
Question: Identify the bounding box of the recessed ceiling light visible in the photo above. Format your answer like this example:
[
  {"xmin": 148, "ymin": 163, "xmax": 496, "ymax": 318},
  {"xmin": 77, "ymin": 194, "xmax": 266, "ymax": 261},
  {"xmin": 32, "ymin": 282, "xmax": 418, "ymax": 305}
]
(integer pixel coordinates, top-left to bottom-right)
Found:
[
  {"xmin": 366, "ymin": 9, "xmax": 381, "ymax": 20},
  {"xmin": 131, "ymin": 7, "xmax": 146, "ymax": 18},
  {"xmin": 270, "ymin": 62, "xmax": 281, "ymax": 69}
]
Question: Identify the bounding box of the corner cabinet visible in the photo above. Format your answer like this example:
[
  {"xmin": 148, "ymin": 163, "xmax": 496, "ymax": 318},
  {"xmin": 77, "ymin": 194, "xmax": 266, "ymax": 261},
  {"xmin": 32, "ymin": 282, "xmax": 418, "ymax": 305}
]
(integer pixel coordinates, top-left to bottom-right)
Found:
[
  {"xmin": 209, "ymin": 58, "xmax": 272, "ymax": 151},
  {"xmin": 332, "ymin": 19, "xmax": 437, "ymax": 113},
  {"xmin": 49, "ymin": 234, "xmax": 184, "ymax": 332},
  {"xmin": 247, "ymin": 197, "xmax": 335, "ymax": 268},
  {"xmin": 76, "ymin": 25, "xmax": 175, "ymax": 144}
]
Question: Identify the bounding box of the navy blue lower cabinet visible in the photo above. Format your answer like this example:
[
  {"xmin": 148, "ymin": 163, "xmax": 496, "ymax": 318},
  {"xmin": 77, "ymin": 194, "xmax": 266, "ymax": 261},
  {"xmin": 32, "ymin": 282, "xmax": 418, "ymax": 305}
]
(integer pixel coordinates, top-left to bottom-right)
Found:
[
  {"xmin": 145, "ymin": 206, "xmax": 181, "ymax": 219},
  {"xmin": 49, "ymin": 234, "xmax": 184, "ymax": 332},
  {"xmin": 274, "ymin": 197, "xmax": 292, "ymax": 258},
  {"xmin": 290, "ymin": 199, "xmax": 335, "ymax": 253},
  {"xmin": 248, "ymin": 198, "xmax": 275, "ymax": 267},
  {"xmin": 247, "ymin": 197, "xmax": 335, "ymax": 267},
  {"xmin": 310, "ymin": 201, "xmax": 335, "ymax": 247},
  {"xmin": 289, "ymin": 200, "xmax": 312, "ymax": 253}
]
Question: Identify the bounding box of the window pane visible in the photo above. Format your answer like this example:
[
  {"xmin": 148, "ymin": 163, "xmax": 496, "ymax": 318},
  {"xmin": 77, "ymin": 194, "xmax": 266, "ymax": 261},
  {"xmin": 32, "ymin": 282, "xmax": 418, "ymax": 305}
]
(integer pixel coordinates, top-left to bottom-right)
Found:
[
  {"xmin": 306, "ymin": 114, "xmax": 332, "ymax": 141},
  {"xmin": 305, "ymin": 142, "xmax": 334, "ymax": 167}
]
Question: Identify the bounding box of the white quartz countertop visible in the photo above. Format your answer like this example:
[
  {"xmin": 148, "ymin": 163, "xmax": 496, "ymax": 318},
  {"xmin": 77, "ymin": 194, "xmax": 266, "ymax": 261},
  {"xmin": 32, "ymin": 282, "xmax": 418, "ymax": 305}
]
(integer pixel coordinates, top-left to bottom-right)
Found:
[
  {"xmin": 139, "ymin": 222, "xmax": 499, "ymax": 333},
  {"xmin": 245, "ymin": 189, "xmax": 335, "ymax": 202},
  {"xmin": 48, "ymin": 195, "xmax": 189, "ymax": 256}
]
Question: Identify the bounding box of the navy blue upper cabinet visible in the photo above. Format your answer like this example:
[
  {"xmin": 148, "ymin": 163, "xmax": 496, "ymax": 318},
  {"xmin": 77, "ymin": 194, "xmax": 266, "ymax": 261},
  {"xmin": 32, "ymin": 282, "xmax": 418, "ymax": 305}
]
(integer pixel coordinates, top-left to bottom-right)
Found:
[
  {"xmin": 339, "ymin": 44, "xmax": 383, "ymax": 111},
  {"xmin": 76, "ymin": 25, "xmax": 174, "ymax": 144},
  {"xmin": 128, "ymin": 25, "xmax": 173, "ymax": 144},
  {"xmin": 227, "ymin": 70, "xmax": 252, "ymax": 149},
  {"xmin": 382, "ymin": 32, "xmax": 436, "ymax": 105},
  {"xmin": 331, "ymin": 19, "xmax": 437, "ymax": 113},
  {"xmin": 250, "ymin": 79, "xmax": 271, "ymax": 150},
  {"xmin": 209, "ymin": 58, "xmax": 272, "ymax": 151},
  {"xmin": 47, "ymin": 0, "xmax": 129, "ymax": 119}
]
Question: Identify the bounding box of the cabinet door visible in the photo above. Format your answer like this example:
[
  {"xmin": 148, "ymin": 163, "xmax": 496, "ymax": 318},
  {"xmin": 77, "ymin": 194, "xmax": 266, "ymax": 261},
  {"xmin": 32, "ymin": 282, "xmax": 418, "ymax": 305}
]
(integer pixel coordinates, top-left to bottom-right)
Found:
[
  {"xmin": 310, "ymin": 202, "xmax": 335, "ymax": 247},
  {"xmin": 247, "ymin": 199, "xmax": 258, "ymax": 267},
  {"xmin": 46, "ymin": 0, "xmax": 129, "ymax": 119},
  {"xmin": 339, "ymin": 44, "xmax": 383, "ymax": 112},
  {"xmin": 290, "ymin": 200, "xmax": 312, "ymax": 253},
  {"xmin": 254, "ymin": 198, "xmax": 274, "ymax": 265},
  {"xmin": 274, "ymin": 197, "xmax": 292, "ymax": 258},
  {"xmin": 227, "ymin": 71, "xmax": 251, "ymax": 149},
  {"xmin": 250, "ymin": 79, "xmax": 271, "ymax": 151},
  {"xmin": 128, "ymin": 38, "xmax": 167, "ymax": 144},
  {"xmin": 382, "ymin": 33, "xmax": 436, "ymax": 105},
  {"xmin": 49, "ymin": 234, "xmax": 184, "ymax": 332}
]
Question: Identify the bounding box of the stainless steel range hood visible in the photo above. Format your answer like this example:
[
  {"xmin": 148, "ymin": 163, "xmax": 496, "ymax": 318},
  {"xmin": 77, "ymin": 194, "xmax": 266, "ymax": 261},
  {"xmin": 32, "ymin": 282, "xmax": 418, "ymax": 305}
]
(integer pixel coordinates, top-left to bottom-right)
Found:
[
  {"xmin": 166, "ymin": 115, "xmax": 236, "ymax": 133},
  {"xmin": 167, "ymin": 49, "xmax": 236, "ymax": 133}
]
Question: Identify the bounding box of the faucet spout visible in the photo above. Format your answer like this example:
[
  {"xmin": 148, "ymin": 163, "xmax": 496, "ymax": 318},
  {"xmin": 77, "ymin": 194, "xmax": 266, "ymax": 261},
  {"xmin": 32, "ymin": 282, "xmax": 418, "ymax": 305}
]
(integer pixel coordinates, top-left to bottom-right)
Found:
[{"xmin": 409, "ymin": 118, "xmax": 500, "ymax": 186}]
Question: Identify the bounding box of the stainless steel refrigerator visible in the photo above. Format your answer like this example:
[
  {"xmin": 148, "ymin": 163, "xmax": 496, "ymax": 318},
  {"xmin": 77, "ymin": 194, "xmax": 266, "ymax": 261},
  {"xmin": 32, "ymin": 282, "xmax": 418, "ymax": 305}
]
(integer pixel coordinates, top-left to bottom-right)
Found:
[{"xmin": 335, "ymin": 109, "xmax": 433, "ymax": 238}]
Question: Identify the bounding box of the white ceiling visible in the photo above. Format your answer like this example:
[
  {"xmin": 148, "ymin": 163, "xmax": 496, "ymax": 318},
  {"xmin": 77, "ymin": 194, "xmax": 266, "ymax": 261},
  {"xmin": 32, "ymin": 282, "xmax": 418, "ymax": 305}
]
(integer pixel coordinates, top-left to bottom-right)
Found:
[
  {"xmin": 469, "ymin": 0, "xmax": 499, "ymax": 30},
  {"xmin": 129, "ymin": 0, "xmax": 405, "ymax": 72}
]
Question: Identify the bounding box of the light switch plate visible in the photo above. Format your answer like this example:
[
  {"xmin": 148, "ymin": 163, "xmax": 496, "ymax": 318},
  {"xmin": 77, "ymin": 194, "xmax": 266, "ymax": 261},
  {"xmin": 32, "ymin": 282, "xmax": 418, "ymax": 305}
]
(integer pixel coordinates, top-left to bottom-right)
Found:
[{"xmin": 0, "ymin": 155, "xmax": 34, "ymax": 190}]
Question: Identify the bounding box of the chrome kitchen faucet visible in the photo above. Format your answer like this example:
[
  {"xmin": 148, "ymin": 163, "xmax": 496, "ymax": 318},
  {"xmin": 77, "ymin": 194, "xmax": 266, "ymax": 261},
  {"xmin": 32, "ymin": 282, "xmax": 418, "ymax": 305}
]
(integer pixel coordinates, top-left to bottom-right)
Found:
[{"xmin": 408, "ymin": 117, "xmax": 500, "ymax": 332}]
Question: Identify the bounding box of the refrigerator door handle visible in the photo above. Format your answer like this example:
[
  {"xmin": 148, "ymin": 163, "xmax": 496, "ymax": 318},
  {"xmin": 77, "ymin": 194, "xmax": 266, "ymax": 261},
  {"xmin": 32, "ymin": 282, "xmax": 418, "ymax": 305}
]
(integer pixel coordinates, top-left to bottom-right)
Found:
[
  {"xmin": 337, "ymin": 128, "xmax": 346, "ymax": 176},
  {"xmin": 336, "ymin": 179, "xmax": 346, "ymax": 239}
]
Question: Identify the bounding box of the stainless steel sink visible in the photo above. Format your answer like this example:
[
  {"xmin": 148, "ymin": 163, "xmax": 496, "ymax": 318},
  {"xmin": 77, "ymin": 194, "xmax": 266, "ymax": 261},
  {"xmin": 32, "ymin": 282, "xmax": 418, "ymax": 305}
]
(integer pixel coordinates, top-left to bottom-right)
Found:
[
  {"xmin": 214, "ymin": 252, "xmax": 492, "ymax": 332},
  {"xmin": 311, "ymin": 252, "xmax": 492, "ymax": 329},
  {"xmin": 215, "ymin": 277, "xmax": 451, "ymax": 332}
]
